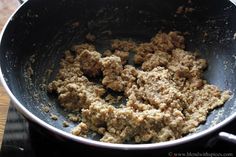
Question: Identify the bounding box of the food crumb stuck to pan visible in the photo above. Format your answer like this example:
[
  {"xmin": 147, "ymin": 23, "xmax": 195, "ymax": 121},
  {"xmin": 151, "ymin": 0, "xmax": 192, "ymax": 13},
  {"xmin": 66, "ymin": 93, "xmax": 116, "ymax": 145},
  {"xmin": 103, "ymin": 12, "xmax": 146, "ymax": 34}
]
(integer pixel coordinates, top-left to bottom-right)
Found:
[
  {"xmin": 47, "ymin": 31, "xmax": 230, "ymax": 144},
  {"xmin": 176, "ymin": 6, "xmax": 194, "ymax": 14},
  {"xmin": 68, "ymin": 113, "xmax": 80, "ymax": 122},
  {"xmin": 42, "ymin": 105, "xmax": 50, "ymax": 113},
  {"xmin": 50, "ymin": 113, "xmax": 58, "ymax": 121},
  {"xmin": 63, "ymin": 121, "xmax": 70, "ymax": 127}
]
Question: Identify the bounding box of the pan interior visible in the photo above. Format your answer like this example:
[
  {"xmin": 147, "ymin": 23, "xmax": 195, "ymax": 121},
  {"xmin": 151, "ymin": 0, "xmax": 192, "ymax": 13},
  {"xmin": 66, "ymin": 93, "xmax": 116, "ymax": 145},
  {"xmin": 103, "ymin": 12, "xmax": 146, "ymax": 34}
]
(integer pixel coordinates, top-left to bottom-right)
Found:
[{"xmin": 1, "ymin": 0, "xmax": 236, "ymax": 142}]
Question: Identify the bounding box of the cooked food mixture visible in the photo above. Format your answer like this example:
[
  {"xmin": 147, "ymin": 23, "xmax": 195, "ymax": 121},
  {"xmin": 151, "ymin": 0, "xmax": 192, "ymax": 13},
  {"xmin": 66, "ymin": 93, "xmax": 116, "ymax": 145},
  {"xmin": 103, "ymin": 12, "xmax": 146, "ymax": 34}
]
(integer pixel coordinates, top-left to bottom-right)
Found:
[{"xmin": 47, "ymin": 31, "xmax": 230, "ymax": 143}]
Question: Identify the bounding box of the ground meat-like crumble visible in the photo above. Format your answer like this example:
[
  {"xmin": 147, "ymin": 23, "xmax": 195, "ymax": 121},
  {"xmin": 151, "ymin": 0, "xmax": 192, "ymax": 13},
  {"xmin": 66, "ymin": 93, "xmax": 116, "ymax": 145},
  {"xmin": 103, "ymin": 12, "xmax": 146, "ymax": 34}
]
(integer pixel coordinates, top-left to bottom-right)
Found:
[
  {"xmin": 48, "ymin": 31, "xmax": 230, "ymax": 144},
  {"xmin": 134, "ymin": 32, "xmax": 184, "ymax": 64},
  {"xmin": 103, "ymin": 50, "xmax": 129, "ymax": 65},
  {"xmin": 77, "ymin": 50, "xmax": 102, "ymax": 77},
  {"xmin": 101, "ymin": 56, "xmax": 124, "ymax": 92},
  {"xmin": 111, "ymin": 39, "xmax": 137, "ymax": 52}
]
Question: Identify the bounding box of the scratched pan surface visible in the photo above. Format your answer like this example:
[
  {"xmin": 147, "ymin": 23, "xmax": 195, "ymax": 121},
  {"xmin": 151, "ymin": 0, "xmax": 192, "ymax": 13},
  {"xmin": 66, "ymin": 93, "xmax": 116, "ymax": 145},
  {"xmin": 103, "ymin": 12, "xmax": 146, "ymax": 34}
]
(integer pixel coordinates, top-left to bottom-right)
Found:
[{"xmin": 0, "ymin": 0, "xmax": 236, "ymax": 143}]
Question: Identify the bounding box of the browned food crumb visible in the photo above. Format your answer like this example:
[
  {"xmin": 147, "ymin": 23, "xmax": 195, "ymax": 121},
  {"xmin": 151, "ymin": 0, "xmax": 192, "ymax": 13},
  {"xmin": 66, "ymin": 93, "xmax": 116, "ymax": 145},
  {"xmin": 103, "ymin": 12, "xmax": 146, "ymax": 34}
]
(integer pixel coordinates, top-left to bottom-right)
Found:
[
  {"xmin": 103, "ymin": 50, "xmax": 129, "ymax": 65},
  {"xmin": 111, "ymin": 39, "xmax": 137, "ymax": 52},
  {"xmin": 48, "ymin": 31, "xmax": 230, "ymax": 144},
  {"xmin": 134, "ymin": 43, "xmax": 154, "ymax": 64},
  {"xmin": 86, "ymin": 33, "xmax": 96, "ymax": 42},
  {"xmin": 176, "ymin": 6, "xmax": 194, "ymax": 14},
  {"xmin": 103, "ymin": 50, "xmax": 113, "ymax": 57},
  {"xmin": 47, "ymin": 51, "xmax": 105, "ymax": 110},
  {"xmin": 42, "ymin": 106, "xmax": 50, "ymax": 113},
  {"xmin": 151, "ymin": 31, "xmax": 185, "ymax": 52},
  {"xmin": 141, "ymin": 50, "xmax": 171, "ymax": 71},
  {"xmin": 104, "ymin": 94, "xmax": 123, "ymax": 104},
  {"xmin": 68, "ymin": 113, "xmax": 80, "ymax": 122},
  {"xmin": 105, "ymin": 94, "xmax": 116, "ymax": 104},
  {"xmin": 63, "ymin": 121, "xmax": 70, "ymax": 127},
  {"xmin": 134, "ymin": 31, "xmax": 185, "ymax": 64},
  {"xmin": 114, "ymin": 50, "xmax": 129, "ymax": 65},
  {"xmin": 50, "ymin": 113, "xmax": 58, "ymax": 120},
  {"xmin": 167, "ymin": 48, "xmax": 207, "ymax": 80},
  {"xmin": 121, "ymin": 65, "xmax": 139, "ymax": 94},
  {"xmin": 71, "ymin": 43, "xmax": 95, "ymax": 54},
  {"xmin": 71, "ymin": 122, "xmax": 88, "ymax": 136},
  {"xmin": 76, "ymin": 50, "xmax": 102, "ymax": 77},
  {"xmin": 101, "ymin": 56, "xmax": 124, "ymax": 92}
]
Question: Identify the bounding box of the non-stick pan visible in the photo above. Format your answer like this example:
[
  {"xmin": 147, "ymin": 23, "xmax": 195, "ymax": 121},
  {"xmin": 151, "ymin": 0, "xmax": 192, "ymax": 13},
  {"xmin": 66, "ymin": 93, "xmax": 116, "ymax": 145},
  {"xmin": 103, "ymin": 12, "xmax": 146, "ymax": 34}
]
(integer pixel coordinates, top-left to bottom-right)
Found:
[{"xmin": 0, "ymin": 0, "xmax": 236, "ymax": 150}]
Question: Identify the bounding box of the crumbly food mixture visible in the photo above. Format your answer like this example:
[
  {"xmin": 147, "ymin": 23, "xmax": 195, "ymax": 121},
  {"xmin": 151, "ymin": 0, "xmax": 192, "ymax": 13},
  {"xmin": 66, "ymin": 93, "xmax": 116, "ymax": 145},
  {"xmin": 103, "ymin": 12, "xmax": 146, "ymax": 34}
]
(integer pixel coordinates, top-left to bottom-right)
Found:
[{"xmin": 48, "ymin": 31, "xmax": 230, "ymax": 143}]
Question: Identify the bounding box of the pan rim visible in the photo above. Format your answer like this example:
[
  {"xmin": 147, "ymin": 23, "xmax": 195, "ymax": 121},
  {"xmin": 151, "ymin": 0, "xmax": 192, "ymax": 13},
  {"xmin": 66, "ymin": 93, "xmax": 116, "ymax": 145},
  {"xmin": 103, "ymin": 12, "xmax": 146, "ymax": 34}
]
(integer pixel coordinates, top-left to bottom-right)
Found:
[{"xmin": 0, "ymin": 0, "xmax": 236, "ymax": 150}]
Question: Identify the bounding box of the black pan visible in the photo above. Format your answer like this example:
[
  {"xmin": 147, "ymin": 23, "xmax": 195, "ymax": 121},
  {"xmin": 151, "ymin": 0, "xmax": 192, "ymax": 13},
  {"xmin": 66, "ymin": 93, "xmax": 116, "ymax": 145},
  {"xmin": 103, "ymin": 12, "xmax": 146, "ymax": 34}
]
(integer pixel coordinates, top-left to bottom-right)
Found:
[{"xmin": 0, "ymin": 0, "xmax": 236, "ymax": 150}]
